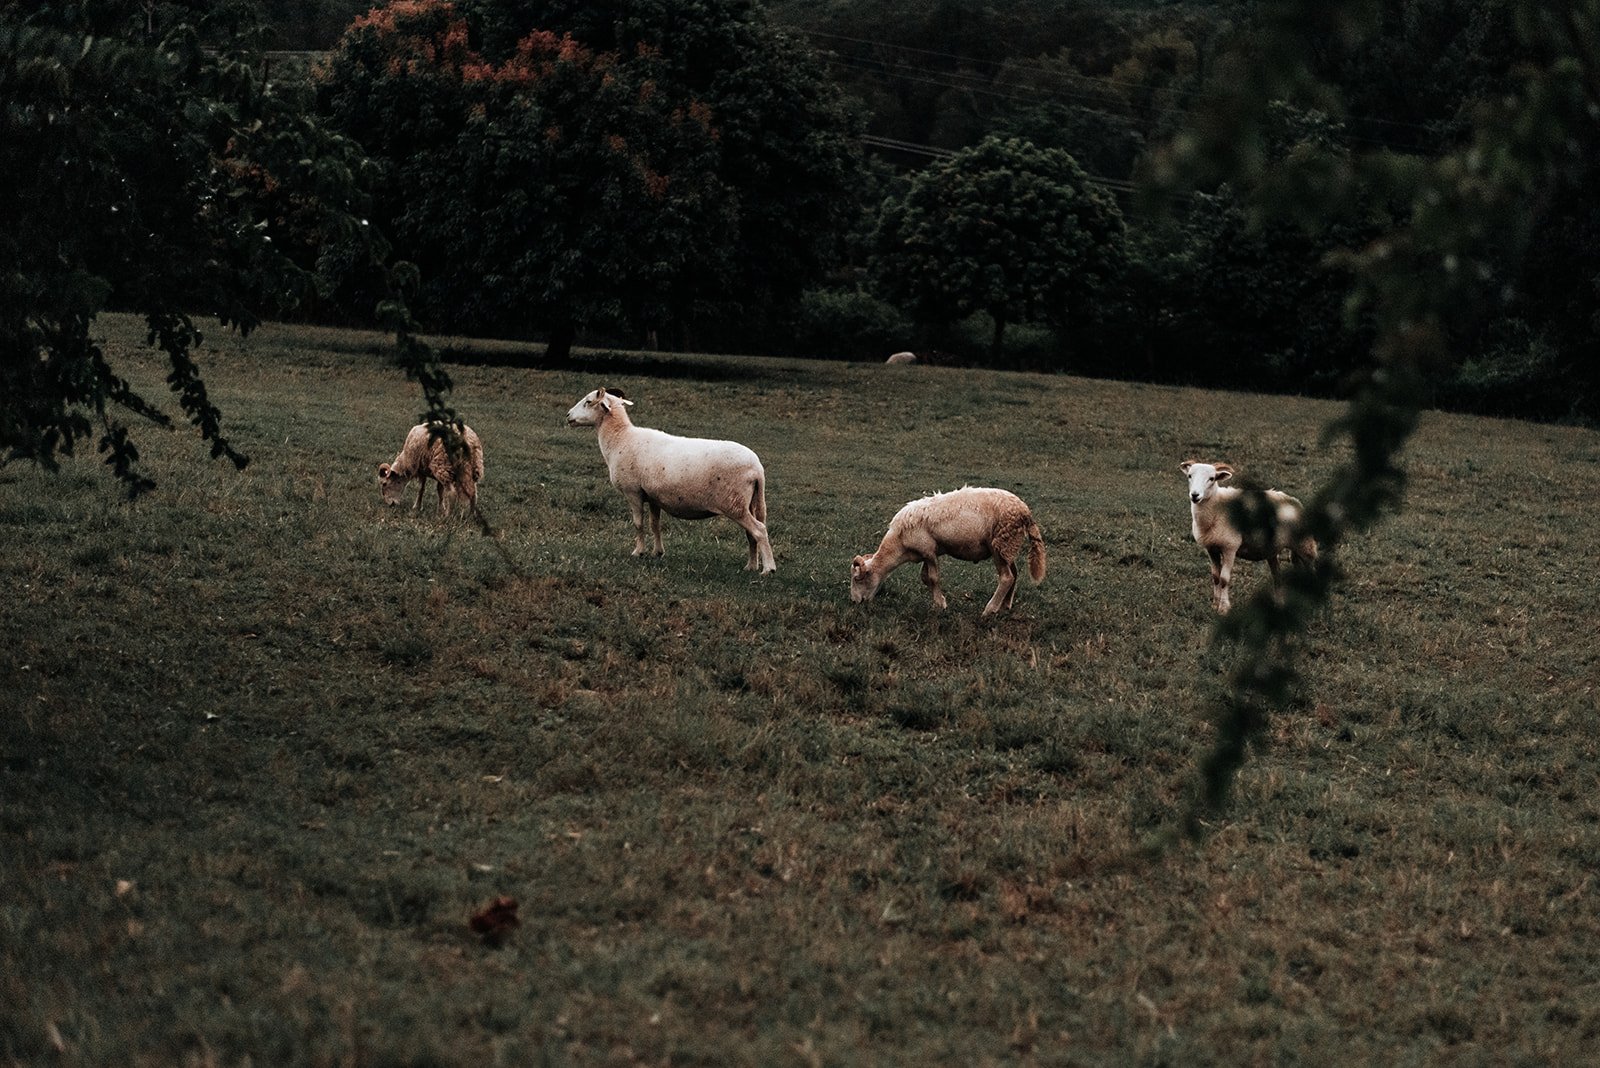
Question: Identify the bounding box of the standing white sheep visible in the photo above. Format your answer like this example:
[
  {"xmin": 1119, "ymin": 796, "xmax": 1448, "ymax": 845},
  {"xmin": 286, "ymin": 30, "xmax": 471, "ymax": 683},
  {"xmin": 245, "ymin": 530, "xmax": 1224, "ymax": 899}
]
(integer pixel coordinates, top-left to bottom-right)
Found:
[
  {"xmin": 566, "ymin": 388, "xmax": 777, "ymax": 573},
  {"xmin": 850, "ymin": 487, "xmax": 1046, "ymax": 614},
  {"xmin": 1180, "ymin": 459, "xmax": 1317, "ymax": 613},
  {"xmin": 377, "ymin": 421, "xmax": 484, "ymax": 517}
]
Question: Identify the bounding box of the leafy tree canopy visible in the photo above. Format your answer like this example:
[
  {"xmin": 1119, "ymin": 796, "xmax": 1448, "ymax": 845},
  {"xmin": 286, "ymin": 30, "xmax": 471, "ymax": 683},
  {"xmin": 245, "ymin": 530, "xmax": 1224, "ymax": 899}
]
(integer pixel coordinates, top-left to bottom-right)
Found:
[
  {"xmin": 320, "ymin": 0, "xmax": 870, "ymax": 354},
  {"xmin": 318, "ymin": 0, "xmax": 740, "ymax": 358},
  {"xmin": 872, "ymin": 135, "xmax": 1125, "ymax": 363}
]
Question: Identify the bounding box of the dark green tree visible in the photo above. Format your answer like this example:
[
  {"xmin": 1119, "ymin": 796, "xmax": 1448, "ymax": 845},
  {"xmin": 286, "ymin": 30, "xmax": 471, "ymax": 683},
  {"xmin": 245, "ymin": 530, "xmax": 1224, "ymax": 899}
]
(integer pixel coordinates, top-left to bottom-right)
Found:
[
  {"xmin": 871, "ymin": 135, "xmax": 1124, "ymax": 364},
  {"xmin": 309, "ymin": 0, "xmax": 870, "ymax": 353},
  {"xmin": 317, "ymin": 0, "xmax": 738, "ymax": 360},
  {"xmin": 461, "ymin": 0, "xmax": 869, "ymax": 339}
]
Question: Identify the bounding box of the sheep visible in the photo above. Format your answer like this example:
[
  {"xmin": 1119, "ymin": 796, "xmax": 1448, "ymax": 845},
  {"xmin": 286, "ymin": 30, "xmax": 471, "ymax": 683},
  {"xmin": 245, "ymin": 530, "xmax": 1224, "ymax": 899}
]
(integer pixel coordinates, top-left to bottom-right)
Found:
[
  {"xmin": 1180, "ymin": 459, "xmax": 1317, "ymax": 614},
  {"xmin": 850, "ymin": 487, "xmax": 1046, "ymax": 614},
  {"xmin": 377, "ymin": 420, "xmax": 484, "ymax": 517},
  {"xmin": 566, "ymin": 387, "xmax": 777, "ymax": 573},
  {"xmin": 885, "ymin": 351, "xmax": 918, "ymax": 364}
]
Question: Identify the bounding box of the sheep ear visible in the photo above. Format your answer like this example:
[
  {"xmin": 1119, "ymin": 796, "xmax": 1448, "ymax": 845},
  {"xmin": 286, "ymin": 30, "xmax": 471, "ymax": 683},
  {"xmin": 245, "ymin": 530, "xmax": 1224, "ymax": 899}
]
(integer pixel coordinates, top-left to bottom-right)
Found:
[
  {"xmin": 378, "ymin": 463, "xmax": 391, "ymax": 478},
  {"xmin": 1179, "ymin": 460, "xmax": 1195, "ymax": 474},
  {"xmin": 1214, "ymin": 467, "xmax": 1233, "ymax": 482}
]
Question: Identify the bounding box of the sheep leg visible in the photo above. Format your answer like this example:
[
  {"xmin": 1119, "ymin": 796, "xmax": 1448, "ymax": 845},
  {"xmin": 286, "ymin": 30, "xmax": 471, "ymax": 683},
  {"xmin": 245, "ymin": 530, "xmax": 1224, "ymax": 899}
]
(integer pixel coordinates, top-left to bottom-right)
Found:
[
  {"xmin": 985, "ymin": 557, "xmax": 1018, "ymax": 615},
  {"xmin": 414, "ymin": 476, "xmax": 427, "ymax": 510},
  {"xmin": 755, "ymin": 527, "xmax": 777, "ymax": 574},
  {"xmin": 438, "ymin": 482, "xmax": 450, "ymax": 517},
  {"xmin": 920, "ymin": 558, "xmax": 947, "ymax": 610},
  {"xmin": 1209, "ymin": 546, "xmax": 1236, "ymax": 614},
  {"xmin": 627, "ymin": 495, "xmax": 650, "ymax": 556},
  {"xmin": 730, "ymin": 507, "xmax": 776, "ymax": 574},
  {"xmin": 648, "ymin": 502, "xmax": 664, "ymax": 556}
]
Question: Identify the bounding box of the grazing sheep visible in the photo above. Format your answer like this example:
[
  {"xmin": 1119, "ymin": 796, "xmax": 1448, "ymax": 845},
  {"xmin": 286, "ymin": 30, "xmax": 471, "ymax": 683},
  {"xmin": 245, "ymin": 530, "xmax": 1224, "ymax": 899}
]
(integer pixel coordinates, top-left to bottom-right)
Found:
[
  {"xmin": 377, "ymin": 421, "xmax": 484, "ymax": 517},
  {"xmin": 1180, "ymin": 459, "xmax": 1317, "ymax": 614},
  {"xmin": 850, "ymin": 487, "xmax": 1046, "ymax": 614},
  {"xmin": 566, "ymin": 388, "xmax": 777, "ymax": 573},
  {"xmin": 886, "ymin": 351, "xmax": 918, "ymax": 364}
]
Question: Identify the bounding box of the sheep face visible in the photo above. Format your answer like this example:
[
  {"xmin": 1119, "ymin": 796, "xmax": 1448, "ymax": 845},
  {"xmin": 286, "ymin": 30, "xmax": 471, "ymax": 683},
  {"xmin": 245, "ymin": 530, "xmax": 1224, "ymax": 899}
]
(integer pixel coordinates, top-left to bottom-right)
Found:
[
  {"xmin": 566, "ymin": 388, "xmax": 630, "ymax": 427},
  {"xmin": 377, "ymin": 463, "xmax": 408, "ymax": 506},
  {"xmin": 849, "ymin": 555, "xmax": 882, "ymax": 602},
  {"xmin": 1181, "ymin": 460, "xmax": 1232, "ymax": 504}
]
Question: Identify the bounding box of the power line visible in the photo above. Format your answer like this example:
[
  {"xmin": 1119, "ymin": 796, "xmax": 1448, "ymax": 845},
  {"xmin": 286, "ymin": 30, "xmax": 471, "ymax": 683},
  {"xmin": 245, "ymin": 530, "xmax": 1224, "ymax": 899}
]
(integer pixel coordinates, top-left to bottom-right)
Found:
[
  {"xmin": 825, "ymin": 52, "xmax": 1429, "ymax": 156},
  {"xmin": 798, "ymin": 26, "xmax": 1445, "ymax": 139},
  {"xmin": 825, "ymin": 49, "xmax": 1174, "ymax": 124},
  {"xmin": 821, "ymin": 46, "xmax": 1431, "ymax": 155},
  {"xmin": 858, "ymin": 134, "xmax": 1183, "ymax": 203}
]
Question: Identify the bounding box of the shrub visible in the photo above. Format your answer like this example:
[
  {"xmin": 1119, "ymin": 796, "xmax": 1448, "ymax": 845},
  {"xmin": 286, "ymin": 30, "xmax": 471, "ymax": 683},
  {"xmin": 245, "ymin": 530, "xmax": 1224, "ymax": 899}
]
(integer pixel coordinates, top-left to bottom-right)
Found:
[
  {"xmin": 790, "ymin": 288, "xmax": 913, "ymax": 360},
  {"xmin": 1441, "ymin": 321, "xmax": 1576, "ymax": 419}
]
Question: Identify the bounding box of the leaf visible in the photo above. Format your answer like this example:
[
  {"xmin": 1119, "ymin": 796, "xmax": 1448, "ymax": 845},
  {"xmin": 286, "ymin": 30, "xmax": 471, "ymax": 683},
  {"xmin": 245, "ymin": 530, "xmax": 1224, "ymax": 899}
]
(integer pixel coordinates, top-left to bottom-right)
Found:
[{"xmin": 468, "ymin": 895, "xmax": 520, "ymax": 946}]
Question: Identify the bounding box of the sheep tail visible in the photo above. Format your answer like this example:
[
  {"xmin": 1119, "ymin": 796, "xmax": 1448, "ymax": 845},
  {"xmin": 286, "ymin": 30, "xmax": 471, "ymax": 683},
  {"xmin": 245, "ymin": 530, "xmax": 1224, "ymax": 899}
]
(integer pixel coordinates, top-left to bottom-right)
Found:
[
  {"xmin": 1026, "ymin": 517, "xmax": 1046, "ymax": 583},
  {"xmin": 751, "ymin": 474, "xmax": 767, "ymax": 524}
]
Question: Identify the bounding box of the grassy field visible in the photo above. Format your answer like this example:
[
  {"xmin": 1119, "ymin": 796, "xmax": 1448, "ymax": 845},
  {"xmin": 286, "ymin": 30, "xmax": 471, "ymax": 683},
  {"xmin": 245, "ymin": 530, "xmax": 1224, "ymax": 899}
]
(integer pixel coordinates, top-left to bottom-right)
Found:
[{"xmin": 4, "ymin": 315, "xmax": 1599, "ymax": 1065}]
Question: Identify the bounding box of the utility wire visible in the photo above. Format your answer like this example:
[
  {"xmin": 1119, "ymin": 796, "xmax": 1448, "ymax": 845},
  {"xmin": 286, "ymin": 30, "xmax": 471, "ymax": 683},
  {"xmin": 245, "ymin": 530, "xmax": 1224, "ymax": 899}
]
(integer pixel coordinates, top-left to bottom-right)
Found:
[
  {"xmin": 822, "ymin": 47, "xmax": 1433, "ymax": 154},
  {"xmin": 858, "ymin": 134, "xmax": 1184, "ymax": 203},
  {"xmin": 799, "ymin": 26, "xmax": 1447, "ymax": 138}
]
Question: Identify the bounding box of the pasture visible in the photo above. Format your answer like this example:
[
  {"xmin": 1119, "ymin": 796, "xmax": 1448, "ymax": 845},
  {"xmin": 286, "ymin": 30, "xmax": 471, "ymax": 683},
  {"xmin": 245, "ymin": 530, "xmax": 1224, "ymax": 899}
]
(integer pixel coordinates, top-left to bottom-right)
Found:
[{"xmin": 3, "ymin": 315, "xmax": 1599, "ymax": 1064}]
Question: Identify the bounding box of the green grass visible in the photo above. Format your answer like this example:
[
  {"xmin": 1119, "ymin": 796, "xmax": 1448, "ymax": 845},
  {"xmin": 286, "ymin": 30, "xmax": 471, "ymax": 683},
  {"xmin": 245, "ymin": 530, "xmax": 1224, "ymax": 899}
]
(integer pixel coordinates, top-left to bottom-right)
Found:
[{"xmin": 4, "ymin": 315, "xmax": 1600, "ymax": 1064}]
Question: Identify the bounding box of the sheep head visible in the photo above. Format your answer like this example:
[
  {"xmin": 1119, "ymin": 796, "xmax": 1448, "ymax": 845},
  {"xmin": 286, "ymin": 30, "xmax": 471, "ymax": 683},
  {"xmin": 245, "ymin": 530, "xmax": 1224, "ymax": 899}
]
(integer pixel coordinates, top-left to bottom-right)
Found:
[
  {"xmin": 377, "ymin": 462, "xmax": 407, "ymax": 506},
  {"xmin": 849, "ymin": 554, "xmax": 881, "ymax": 602},
  {"xmin": 1181, "ymin": 460, "xmax": 1232, "ymax": 505},
  {"xmin": 566, "ymin": 387, "xmax": 633, "ymax": 427}
]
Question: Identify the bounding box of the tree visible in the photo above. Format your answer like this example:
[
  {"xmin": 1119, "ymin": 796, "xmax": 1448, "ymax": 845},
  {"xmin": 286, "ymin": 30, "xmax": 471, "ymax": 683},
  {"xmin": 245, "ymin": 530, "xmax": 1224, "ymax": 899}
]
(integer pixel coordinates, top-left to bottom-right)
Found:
[
  {"xmin": 871, "ymin": 135, "xmax": 1124, "ymax": 365},
  {"xmin": 318, "ymin": 0, "xmax": 866, "ymax": 357},
  {"xmin": 0, "ymin": 8, "xmax": 436, "ymax": 495},
  {"xmin": 318, "ymin": 0, "xmax": 738, "ymax": 360}
]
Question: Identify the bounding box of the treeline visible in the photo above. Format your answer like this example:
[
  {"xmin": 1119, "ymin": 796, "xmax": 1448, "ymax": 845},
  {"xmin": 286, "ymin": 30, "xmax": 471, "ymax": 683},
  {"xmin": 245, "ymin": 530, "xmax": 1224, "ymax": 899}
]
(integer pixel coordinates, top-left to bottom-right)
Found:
[{"xmin": 12, "ymin": 0, "xmax": 1598, "ymax": 422}]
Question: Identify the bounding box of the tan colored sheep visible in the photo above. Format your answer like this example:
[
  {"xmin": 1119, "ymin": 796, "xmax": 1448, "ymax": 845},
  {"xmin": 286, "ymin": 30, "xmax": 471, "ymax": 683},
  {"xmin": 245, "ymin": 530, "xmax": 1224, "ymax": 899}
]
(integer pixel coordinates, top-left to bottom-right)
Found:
[
  {"xmin": 377, "ymin": 421, "xmax": 484, "ymax": 517},
  {"xmin": 566, "ymin": 388, "xmax": 777, "ymax": 573},
  {"xmin": 850, "ymin": 487, "xmax": 1046, "ymax": 614},
  {"xmin": 1180, "ymin": 459, "xmax": 1317, "ymax": 613}
]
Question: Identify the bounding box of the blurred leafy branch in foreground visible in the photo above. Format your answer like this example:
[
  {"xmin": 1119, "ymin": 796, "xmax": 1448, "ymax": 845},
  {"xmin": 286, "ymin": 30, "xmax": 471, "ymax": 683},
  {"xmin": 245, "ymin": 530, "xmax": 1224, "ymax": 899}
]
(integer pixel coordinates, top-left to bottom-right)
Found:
[
  {"xmin": 1143, "ymin": 0, "xmax": 1600, "ymax": 834},
  {"xmin": 0, "ymin": 11, "xmax": 451, "ymax": 495}
]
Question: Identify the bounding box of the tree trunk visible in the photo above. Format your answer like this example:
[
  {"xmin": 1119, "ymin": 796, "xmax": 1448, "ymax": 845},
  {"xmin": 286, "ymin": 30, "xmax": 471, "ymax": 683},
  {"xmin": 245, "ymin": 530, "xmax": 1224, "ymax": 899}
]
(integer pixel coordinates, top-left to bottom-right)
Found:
[
  {"xmin": 990, "ymin": 311, "xmax": 1007, "ymax": 366},
  {"xmin": 545, "ymin": 319, "xmax": 576, "ymax": 365}
]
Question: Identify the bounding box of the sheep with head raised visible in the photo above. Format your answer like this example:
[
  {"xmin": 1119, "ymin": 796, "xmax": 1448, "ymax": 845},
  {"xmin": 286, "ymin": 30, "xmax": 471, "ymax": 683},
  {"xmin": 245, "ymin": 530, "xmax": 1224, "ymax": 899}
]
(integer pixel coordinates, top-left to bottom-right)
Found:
[
  {"xmin": 1180, "ymin": 459, "xmax": 1317, "ymax": 614},
  {"xmin": 850, "ymin": 487, "xmax": 1046, "ymax": 615},
  {"xmin": 566, "ymin": 388, "xmax": 776, "ymax": 573},
  {"xmin": 377, "ymin": 421, "xmax": 484, "ymax": 517}
]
